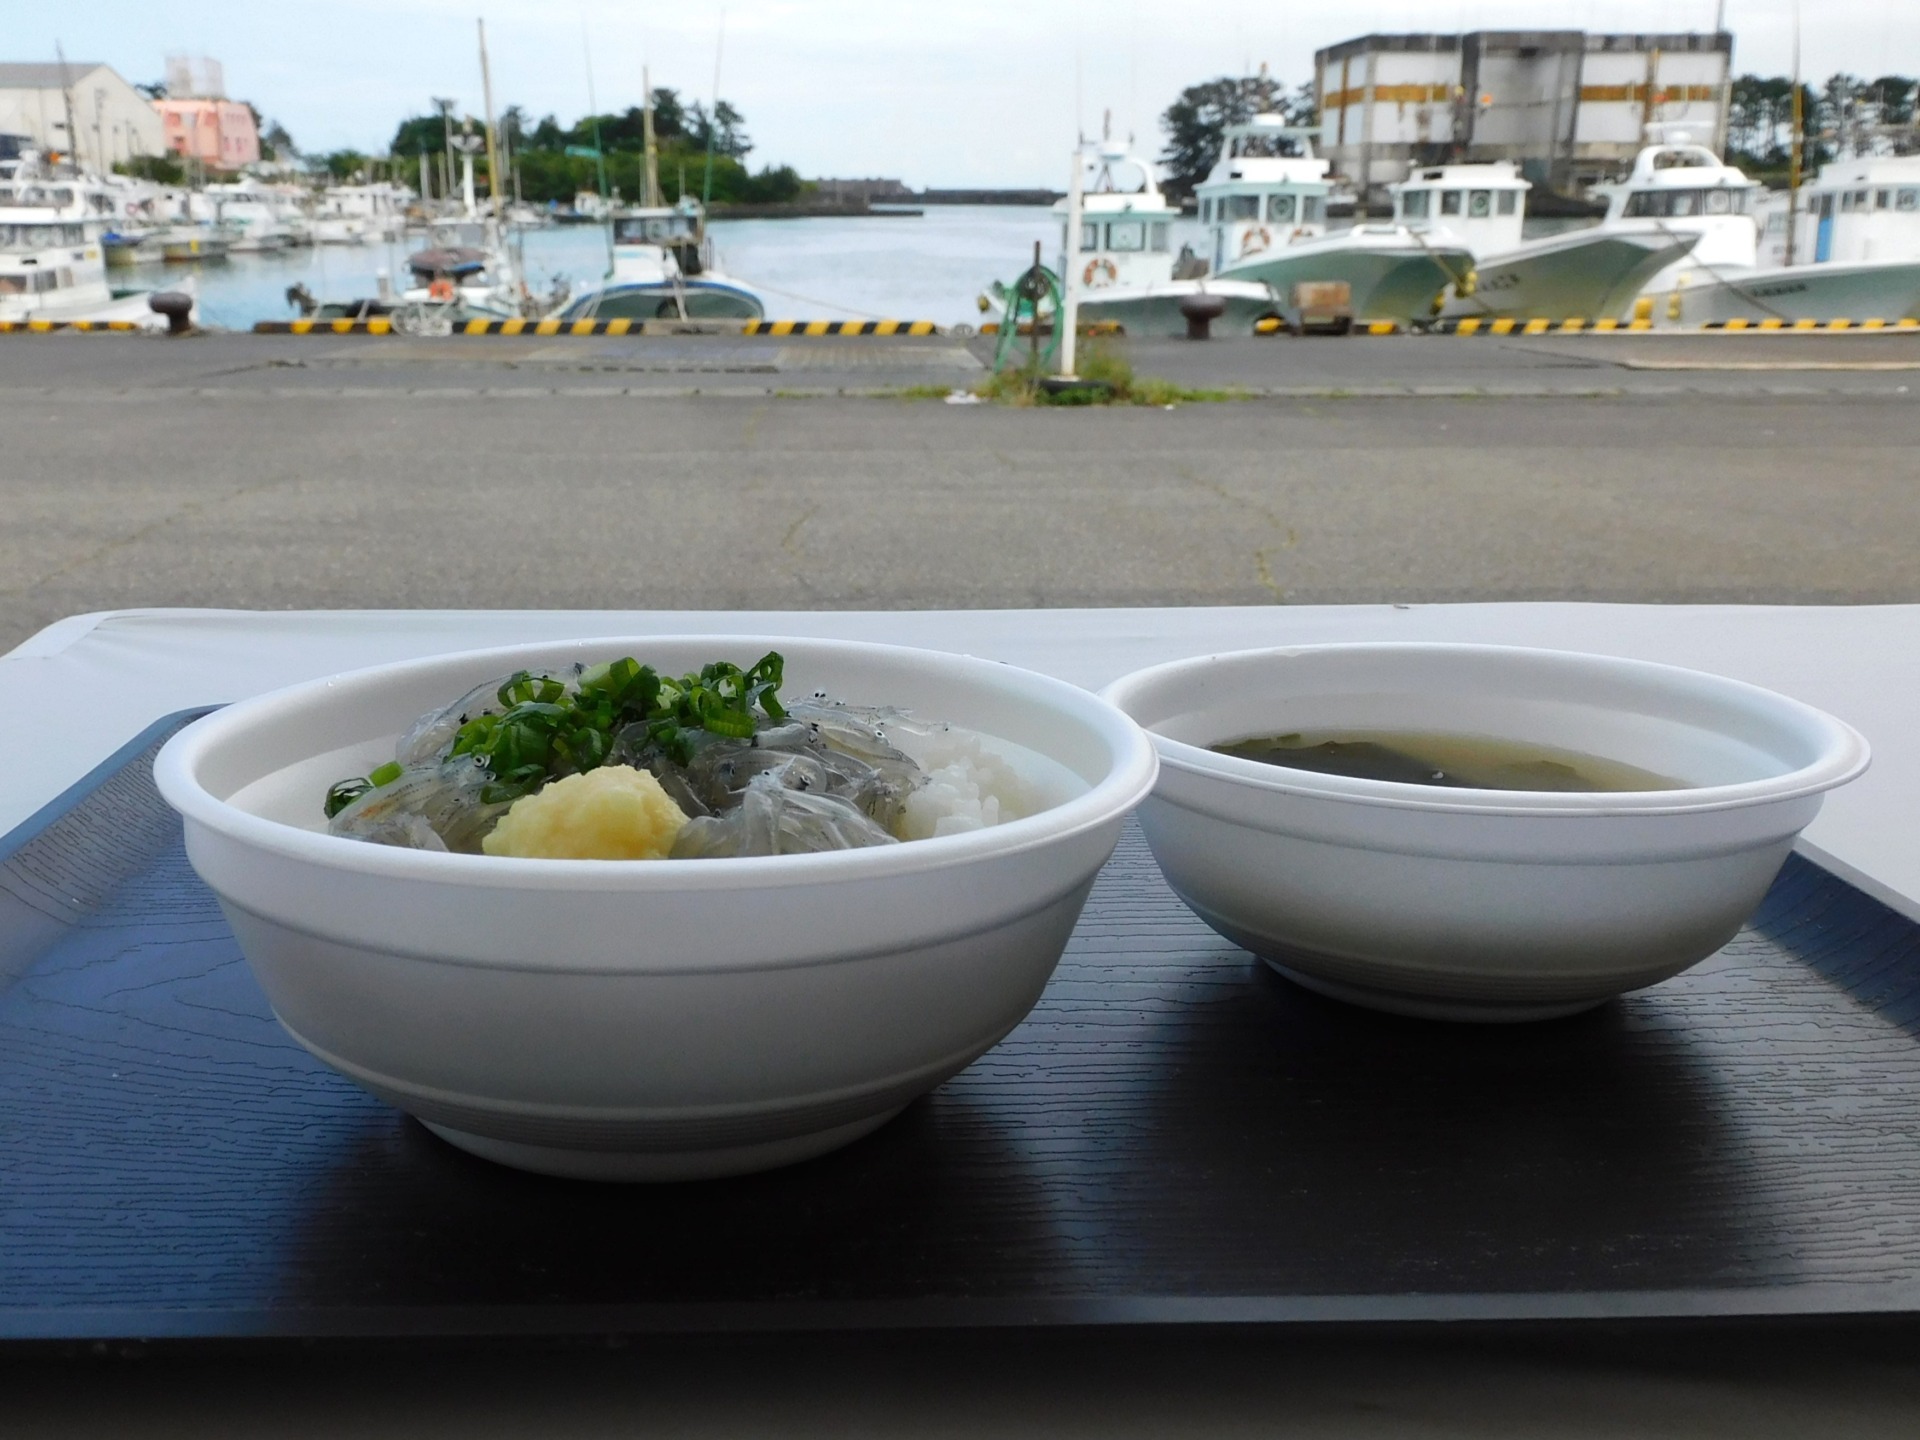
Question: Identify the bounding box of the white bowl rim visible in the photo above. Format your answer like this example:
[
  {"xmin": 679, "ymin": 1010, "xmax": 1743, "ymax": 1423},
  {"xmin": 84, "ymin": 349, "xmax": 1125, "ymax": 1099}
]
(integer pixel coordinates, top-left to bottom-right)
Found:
[
  {"xmin": 155, "ymin": 634, "xmax": 1160, "ymax": 891},
  {"xmin": 1100, "ymin": 641, "xmax": 1870, "ymax": 819}
]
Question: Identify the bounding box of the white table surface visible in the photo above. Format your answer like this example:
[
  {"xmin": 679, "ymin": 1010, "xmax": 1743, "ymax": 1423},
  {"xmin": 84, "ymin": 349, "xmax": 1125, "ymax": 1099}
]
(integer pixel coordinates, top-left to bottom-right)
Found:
[
  {"xmin": 7, "ymin": 602, "xmax": 1920, "ymax": 1434},
  {"xmin": 8, "ymin": 602, "xmax": 1919, "ymax": 916}
]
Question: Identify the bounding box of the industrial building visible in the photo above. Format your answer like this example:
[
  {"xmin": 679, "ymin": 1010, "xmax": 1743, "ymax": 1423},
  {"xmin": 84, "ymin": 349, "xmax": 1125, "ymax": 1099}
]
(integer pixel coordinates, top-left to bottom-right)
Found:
[
  {"xmin": 1315, "ymin": 31, "xmax": 1733, "ymax": 204},
  {"xmin": 0, "ymin": 61, "xmax": 165, "ymax": 170}
]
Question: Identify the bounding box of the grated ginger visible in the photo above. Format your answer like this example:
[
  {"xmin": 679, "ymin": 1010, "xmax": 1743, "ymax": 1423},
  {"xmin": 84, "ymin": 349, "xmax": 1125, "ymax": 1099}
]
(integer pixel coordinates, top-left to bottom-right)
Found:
[{"xmin": 481, "ymin": 765, "xmax": 689, "ymax": 860}]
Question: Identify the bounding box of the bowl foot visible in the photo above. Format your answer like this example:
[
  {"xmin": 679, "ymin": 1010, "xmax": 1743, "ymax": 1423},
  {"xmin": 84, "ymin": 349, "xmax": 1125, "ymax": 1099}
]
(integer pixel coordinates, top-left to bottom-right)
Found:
[
  {"xmin": 421, "ymin": 1106, "xmax": 906, "ymax": 1181},
  {"xmin": 1262, "ymin": 958, "xmax": 1612, "ymax": 1024}
]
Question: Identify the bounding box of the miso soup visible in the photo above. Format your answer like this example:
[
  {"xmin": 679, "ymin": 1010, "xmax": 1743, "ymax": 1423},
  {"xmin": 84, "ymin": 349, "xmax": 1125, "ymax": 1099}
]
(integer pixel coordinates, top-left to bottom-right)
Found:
[{"xmin": 1211, "ymin": 730, "xmax": 1681, "ymax": 793}]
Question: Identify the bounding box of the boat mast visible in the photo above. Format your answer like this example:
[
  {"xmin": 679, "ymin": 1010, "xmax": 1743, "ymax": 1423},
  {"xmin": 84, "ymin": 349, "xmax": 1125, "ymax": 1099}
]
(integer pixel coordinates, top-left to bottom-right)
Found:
[
  {"xmin": 54, "ymin": 41, "xmax": 79, "ymax": 172},
  {"xmin": 642, "ymin": 65, "xmax": 661, "ymax": 208},
  {"xmin": 1786, "ymin": 0, "xmax": 1802, "ymax": 267},
  {"xmin": 702, "ymin": 12, "xmax": 726, "ymax": 208},
  {"xmin": 1060, "ymin": 141, "xmax": 1084, "ymax": 380},
  {"xmin": 477, "ymin": 19, "xmax": 504, "ymax": 222}
]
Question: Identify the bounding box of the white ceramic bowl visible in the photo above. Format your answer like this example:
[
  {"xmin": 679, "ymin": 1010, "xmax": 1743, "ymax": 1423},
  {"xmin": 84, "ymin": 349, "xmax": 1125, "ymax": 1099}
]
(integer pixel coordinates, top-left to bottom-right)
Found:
[
  {"xmin": 1102, "ymin": 643, "xmax": 1868, "ymax": 1022},
  {"xmin": 155, "ymin": 636, "xmax": 1157, "ymax": 1180}
]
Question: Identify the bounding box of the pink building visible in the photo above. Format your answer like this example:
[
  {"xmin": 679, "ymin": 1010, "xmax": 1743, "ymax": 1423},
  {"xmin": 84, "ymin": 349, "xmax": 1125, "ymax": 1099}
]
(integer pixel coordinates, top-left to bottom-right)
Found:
[{"xmin": 157, "ymin": 98, "xmax": 260, "ymax": 170}]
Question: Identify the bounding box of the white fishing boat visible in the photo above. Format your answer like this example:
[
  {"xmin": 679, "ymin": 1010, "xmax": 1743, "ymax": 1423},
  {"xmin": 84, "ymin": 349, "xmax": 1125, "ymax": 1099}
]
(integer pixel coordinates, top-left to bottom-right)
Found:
[
  {"xmin": 981, "ymin": 135, "xmax": 1276, "ymax": 337},
  {"xmin": 198, "ymin": 182, "xmax": 294, "ymax": 253},
  {"xmin": 398, "ymin": 215, "xmax": 534, "ymax": 322},
  {"xmin": 1758, "ymin": 155, "xmax": 1920, "ymax": 268},
  {"xmin": 314, "ymin": 182, "xmax": 410, "ymax": 244},
  {"xmin": 1, "ymin": 202, "xmax": 194, "ymax": 328},
  {"xmin": 559, "ymin": 199, "xmax": 764, "ymax": 321},
  {"xmin": 1388, "ymin": 162, "xmax": 1698, "ymax": 321},
  {"xmin": 1596, "ymin": 128, "xmax": 1920, "ymax": 324},
  {"xmin": 1196, "ymin": 115, "xmax": 1473, "ymax": 323}
]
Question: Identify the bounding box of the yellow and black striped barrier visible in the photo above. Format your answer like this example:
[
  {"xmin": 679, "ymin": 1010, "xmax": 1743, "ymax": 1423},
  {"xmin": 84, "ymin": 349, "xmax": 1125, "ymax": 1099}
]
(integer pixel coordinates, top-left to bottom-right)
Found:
[
  {"xmin": 1246, "ymin": 316, "xmax": 1920, "ymax": 337},
  {"xmin": 0, "ymin": 319, "xmax": 150, "ymax": 333},
  {"xmin": 250, "ymin": 317, "xmax": 943, "ymax": 337}
]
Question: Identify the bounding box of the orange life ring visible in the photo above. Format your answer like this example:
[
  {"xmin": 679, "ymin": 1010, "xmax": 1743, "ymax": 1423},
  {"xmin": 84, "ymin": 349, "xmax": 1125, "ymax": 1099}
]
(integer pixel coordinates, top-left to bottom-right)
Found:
[
  {"xmin": 1238, "ymin": 224, "xmax": 1273, "ymax": 259},
  {"xmin": 1082, "ymin": 256, "xmax": 1118, "ymax": 289},
  {"xmin": 428, "ymin": 278, "xmax": 456, "ymax": 302}
]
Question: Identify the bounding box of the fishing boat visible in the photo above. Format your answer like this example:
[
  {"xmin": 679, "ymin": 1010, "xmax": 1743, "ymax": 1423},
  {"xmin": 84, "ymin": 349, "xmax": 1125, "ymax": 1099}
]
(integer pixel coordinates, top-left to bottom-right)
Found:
[
  {"xmin": 399, "ymin": 215, "xmax": 535, "ymax": 321},
  {"xmin": 314, "ymin": 182, "xmax": 410, "ymax": 244},
  {"xmin": 558, "ymin": 199, "xmax": 764, "ymax": 321},
  {"xmin": 1388, "ymin": 162, "xmax": 1698, "ymax": 321},
  {"xmin": 1757, "ymin": 156, "xmax": 1920, "ymax": 268},
  {"xmin": 1195, "ymin": 115, "xmax": 1473, "ymax": 323},
  {"xmin": 981, "ymin": 134, "xmax": 1277, "ymax": 337},
  {"xmin": 197, "ymin": 182, "xmax": 296, "ymax": 253},
  {"xmin": 1595, "ymin": 128, "xmax": 1920, "ymax": 324},
  {"xmin": 0, "ymin": 202, "xmax": 195, "ymax": 328},
  {"xmin": 159, "ymin": 228, "xmax": 230, "ymax": 263}
]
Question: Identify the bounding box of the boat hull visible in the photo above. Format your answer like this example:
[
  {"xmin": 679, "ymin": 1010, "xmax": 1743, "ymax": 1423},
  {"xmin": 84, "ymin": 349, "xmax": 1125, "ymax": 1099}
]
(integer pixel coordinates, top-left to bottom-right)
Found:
[
  {"xmin": 1442, "ymin": 227, "xmax": 1697, "ymax": 321},
  {"xmin": 1653, "ymin": 259, "xmax": 1920, "ymax": 324},
  {"xmin": 1075, "ymin": 281, "xmax": 1279, "ymax": 337},
  {"xmin": 1217, "ymin": 237, "xmax": 1471, "ymax": 322}
]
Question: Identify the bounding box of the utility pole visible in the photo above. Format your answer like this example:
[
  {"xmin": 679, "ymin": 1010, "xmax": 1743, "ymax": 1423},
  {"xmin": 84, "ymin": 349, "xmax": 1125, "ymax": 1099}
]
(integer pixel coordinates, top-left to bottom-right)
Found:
[{"xmin": 1060, "ymin": 141, "xmax": 1084, "ymax": 379}]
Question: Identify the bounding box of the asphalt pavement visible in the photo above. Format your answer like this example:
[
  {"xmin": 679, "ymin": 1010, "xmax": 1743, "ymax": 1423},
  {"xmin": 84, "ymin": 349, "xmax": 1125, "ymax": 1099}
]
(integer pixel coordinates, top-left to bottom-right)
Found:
[{"xmin": 4, "ymin": 332, "xmax": 1919, "ymax": 651}]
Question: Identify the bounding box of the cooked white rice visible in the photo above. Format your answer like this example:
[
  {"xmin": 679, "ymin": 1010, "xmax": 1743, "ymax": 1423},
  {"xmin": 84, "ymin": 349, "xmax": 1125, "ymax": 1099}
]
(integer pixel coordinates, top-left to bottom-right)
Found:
[{"xmin": 894, "ymin": 726, "xmax": 1039, "ymax": 840}]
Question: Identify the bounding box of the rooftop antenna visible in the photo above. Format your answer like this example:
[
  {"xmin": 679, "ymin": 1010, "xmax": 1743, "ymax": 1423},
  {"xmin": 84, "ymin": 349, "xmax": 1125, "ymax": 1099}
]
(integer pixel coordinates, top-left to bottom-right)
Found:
[{"xmin": 702, "ymin": 9, "xmax": 726, "ymax": 208}]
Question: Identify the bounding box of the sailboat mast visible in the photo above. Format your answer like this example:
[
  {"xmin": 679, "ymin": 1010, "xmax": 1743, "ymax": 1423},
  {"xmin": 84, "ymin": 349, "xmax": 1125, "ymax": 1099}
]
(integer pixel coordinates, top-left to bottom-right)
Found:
[
  {"xmin": 642, "ymin": 65, "xmax": 661, "ymax": 208},
  {"xmin": 477, "ymin": 19, "xmax": 504, "ymax": 222},
  {"xmin": 702, "ymin": 12, "xmax": 726, "ymax": 207},
  {"xmin": 1786, "ymin": 0, "xmax": 1802, "ymax": 267}
]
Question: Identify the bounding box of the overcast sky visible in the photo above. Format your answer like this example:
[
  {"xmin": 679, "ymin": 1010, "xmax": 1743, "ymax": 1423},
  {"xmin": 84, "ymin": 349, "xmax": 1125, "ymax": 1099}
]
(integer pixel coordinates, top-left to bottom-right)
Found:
[{"xmin": 16, "ymin": 2, "xmax": 1919, "ymax": 183}]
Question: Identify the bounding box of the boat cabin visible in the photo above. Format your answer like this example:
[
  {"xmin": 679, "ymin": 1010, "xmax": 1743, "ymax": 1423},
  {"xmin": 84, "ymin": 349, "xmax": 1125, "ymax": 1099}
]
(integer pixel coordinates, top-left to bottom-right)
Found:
[
  {"xmin": 1591, "ymin": 127, "xmax": 1760, "ymax": 271},
  {"xmin": 0, "ymin": 212, "xmax": 107, "ymax": 320},
  {"xmin": 1193, "ymin": 116, "xmax": 1332, "ymax": 278},
  {"xmin": 560, "ymin": 200, "xmax": 761, "ymax": 321},
  {"xmin": 1389, "ymin": 163, "xmax": 1529, "ymax": 252},
  {"xmin": 1055, "ymin": 140, "xmax": 1179, "ymax": 292},
  {"xmin": 1757, "ymin": 156, "xmax": 1920, "ymax": 268}
]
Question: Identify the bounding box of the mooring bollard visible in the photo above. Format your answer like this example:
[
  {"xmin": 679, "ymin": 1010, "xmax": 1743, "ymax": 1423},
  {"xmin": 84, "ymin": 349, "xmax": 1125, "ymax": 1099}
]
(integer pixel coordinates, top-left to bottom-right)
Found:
[
  {"xmin": 148, "ymin": 291, "xmax": 194, "ymax": 336},
  {"xmin": 1179, "ymin": 293, "xmax": 1227, "ymax": 341}
]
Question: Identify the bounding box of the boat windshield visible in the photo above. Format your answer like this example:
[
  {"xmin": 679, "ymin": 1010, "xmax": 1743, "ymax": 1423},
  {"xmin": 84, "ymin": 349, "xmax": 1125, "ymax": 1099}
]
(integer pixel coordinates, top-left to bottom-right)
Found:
[
  {"xmin": 0, "ymin": 222, "xmax": 85, "ymax": 247},
  {"xmin": 614, "ymin": 215, "xmax": 697, "ymax": 245},
  {"xmin": 1623, "ymin": 188, "xmax": 1750, "ymax": 218}
]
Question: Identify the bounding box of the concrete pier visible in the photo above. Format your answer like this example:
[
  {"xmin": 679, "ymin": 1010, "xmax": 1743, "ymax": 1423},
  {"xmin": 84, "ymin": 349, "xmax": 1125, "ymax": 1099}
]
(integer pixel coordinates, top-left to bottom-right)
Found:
[{"xmin": 4, "ymin": 331, "xmax": 1917, "ymax": 651}]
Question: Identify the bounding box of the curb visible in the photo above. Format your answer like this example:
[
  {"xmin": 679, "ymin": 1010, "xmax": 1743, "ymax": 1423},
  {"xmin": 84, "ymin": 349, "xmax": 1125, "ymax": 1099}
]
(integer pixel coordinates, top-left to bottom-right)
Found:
[{"xmin": 248, "ymin": 318, "xmax": 943, "ymax": 337}]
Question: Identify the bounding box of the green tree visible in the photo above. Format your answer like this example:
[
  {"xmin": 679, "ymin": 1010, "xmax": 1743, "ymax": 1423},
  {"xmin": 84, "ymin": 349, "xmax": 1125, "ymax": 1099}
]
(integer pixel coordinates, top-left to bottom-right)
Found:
[
  {"xmin": 317, "ymin": 148, "xmax": 369, "ymax": 182},
  {"xmin": 391, "ymin": 112, "xmax": 457, "ymax": 156},
  {"xmin": 687, "ymin": 99, "xmax": 751, "ymax": 159},
  {"xmin": 116, "ymin": 152, "xmax": 184, "ymax": 185},
  {"xmin": 1865, "ymin": 75, "xmax": 1917, "ymax": 128},
  {"xmin": 1158, "ymin": 73, "xmax": 1289, "ymax": 198}
]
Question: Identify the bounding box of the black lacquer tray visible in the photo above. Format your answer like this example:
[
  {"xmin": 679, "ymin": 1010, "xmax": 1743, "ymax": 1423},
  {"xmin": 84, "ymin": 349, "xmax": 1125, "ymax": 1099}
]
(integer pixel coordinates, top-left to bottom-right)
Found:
[{"xmin": 4, "ymin": 711, "xmax": 1920, "ymax": 1343}]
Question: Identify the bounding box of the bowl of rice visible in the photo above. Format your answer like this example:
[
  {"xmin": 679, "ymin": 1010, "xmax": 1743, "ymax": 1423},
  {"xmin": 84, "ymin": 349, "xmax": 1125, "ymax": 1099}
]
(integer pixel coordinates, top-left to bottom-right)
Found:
[{"xmin": 155, "ymin": 635, "xmax": 1158, "ymax": 1181}]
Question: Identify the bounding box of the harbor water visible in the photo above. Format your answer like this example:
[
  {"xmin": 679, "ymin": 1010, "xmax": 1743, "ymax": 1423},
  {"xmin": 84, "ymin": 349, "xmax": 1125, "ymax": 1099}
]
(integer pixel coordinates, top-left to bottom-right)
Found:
[
  {"xmin": 130, "ymin": 209, "xmax": 1595, "ymax": 331},
  {"xmin": 133, "ymin": 207, "xmax": 1069, "ymax": 330}
]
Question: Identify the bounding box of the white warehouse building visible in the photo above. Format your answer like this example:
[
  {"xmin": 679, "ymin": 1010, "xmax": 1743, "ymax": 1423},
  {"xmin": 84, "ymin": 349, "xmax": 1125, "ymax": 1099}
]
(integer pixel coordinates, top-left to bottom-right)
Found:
[
  {"xmin": 1315, "ymin": 31, "xmax": 1732, "ymax": 204},
  {"xmin": 0, "ymin": 61, "xmax": 166, "ymax": 170}
]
